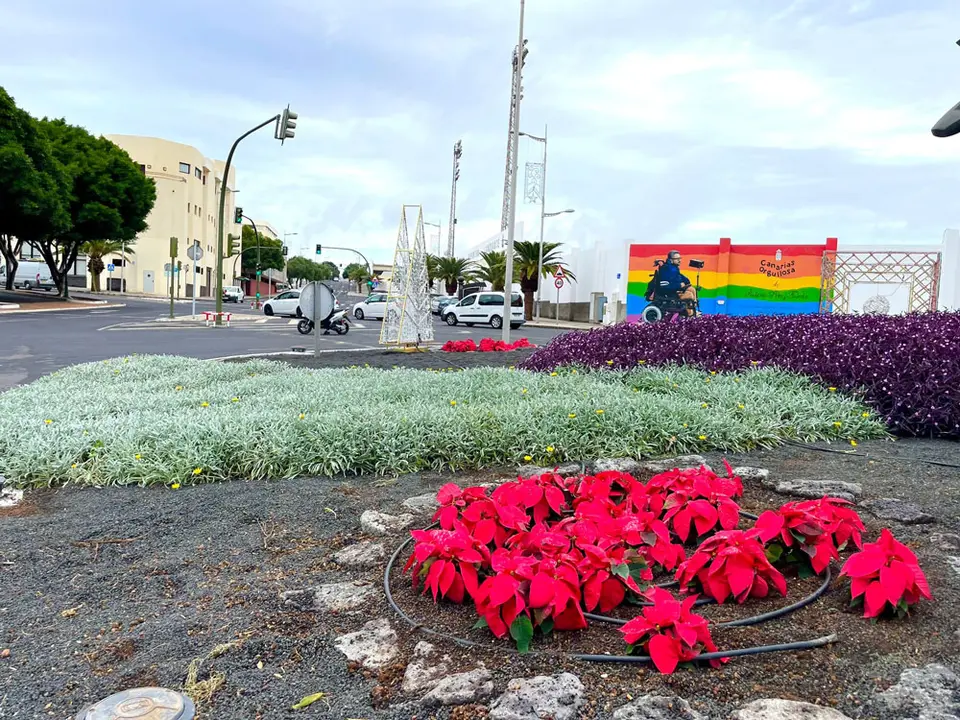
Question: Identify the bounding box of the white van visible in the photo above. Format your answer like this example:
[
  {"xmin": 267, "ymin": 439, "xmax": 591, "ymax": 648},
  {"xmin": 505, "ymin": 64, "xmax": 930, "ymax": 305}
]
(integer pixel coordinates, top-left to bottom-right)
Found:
[
  {"xmin": 444, "ymin": 291, "xmax": 525, "ymax": 330},
  {"xmin": 0, "ymin": 261, "xmax": 55, "ymax": 290}
]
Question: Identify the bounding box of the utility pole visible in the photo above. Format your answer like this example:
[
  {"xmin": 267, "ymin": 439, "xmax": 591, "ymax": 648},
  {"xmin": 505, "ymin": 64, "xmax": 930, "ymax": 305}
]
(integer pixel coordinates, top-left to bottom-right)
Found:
[
  {"xmin": 447, "ymin": 140, "xmax": 462, "ymax": 257},
  {"xmin": 168, "ymin": 237, "xmax": 177, "ymax": 319},
  {"xmin": 214, "ymin": 106, "xmax": 297, "ymax": 325},
  {"xmin": 241, "ymin": 214, "xmax": 263, "ymax": 308},
  {"xmin": 501, "ymin": 0, "xmax": 526, "ymax": 344}
]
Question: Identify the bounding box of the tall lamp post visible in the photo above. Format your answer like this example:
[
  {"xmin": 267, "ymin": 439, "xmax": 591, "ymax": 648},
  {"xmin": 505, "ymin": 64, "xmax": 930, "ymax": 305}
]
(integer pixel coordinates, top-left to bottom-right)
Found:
[
  {"xmin": 423, "ymin": 221, "xmax": 441, "ymax": 256},
  {"xmin": 519, "ymin": 126, "xmax": 575, "ymax": 319},
  {"xmin": 501, "ymin": 0, "xmax": 526, "ymax": 344}
]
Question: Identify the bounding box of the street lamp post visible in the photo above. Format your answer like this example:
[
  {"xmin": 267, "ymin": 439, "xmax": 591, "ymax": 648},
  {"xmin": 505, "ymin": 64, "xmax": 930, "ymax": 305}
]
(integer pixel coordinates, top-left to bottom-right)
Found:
[
  {"xmin": 283, "ymin": 231, "xmax": 297, "ymax": 285},
  {"xmin": 241, "ymin": 215, "xmax": 263, "ymax": 308},
  {"xmin": 423, "ymin": 221, "xmax": 441, "ymax": 256},
  {"xmin": 501, "ymin": 0, "xmax": 526, "ymax": 344}
]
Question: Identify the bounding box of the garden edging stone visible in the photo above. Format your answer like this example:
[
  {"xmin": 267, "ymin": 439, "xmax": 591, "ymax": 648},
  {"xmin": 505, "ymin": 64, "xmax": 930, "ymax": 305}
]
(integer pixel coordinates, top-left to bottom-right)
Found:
[
  {"xmin": 488, "ymin": 672, "xmax": 585, "ymax": 720},
  {"xmin": 875, "ymin": 663, "xmax": 960, "ymax": 719},
  {"xmin": 332, "ymin": 541, "xmax": 386, "ymax": 568},
  {"xmin": 332, "ymin": 618, "xmax": 399, "ymax": 670},
  {"xmin": 280, "ymin": 580, "xmax": 375, "ymax": 612},
  {"xmin": 732, "ymin": 698, "xmax": 853, "ymax": 719},
  {"xmin": 772, "ymin": 478, "xmax": 862, "ymax": 502},
  {"xmin": 860, "ymin": 498, "xmax": 936, "ymax": 524},
  {"xmin": 360, "ymin": 509, "xmax": 416, "ymax": 535},
  {"xmin": 420, "ymin": 666, "xmax": 494, "ymax": 707},
  {"xmin": 612, "ymin": 693, "xmax": 706, "ymax": 719}
]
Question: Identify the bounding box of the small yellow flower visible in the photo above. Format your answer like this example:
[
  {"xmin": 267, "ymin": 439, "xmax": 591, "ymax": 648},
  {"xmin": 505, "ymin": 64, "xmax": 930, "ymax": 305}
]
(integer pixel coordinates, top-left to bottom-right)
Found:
[
  {"xmin": 698, "ymin": 435, "xmax": 707, "ymax": 441},
  {"xmin": 571, "ymin": 369, "xmax": 577, "ymax": 374},
  {"xmin": 547, "ymin": 446, "xmax": 555, "ymax": 453},
  {"xmin": 200, "ymin": 401, "xmax": 209, "ymax": 408},
  {"xmin": 71, "ymin": 463, "xmax": 78, "ymax": 469},
  {"xmin": 833, "ymin": 421, "xmax": 842, "ymax": 428},
  {"xmin": 44, "ymin": 419, "xmax": 52, "ymax": 425},
  {"xmin": 232, "ymin": 397, "xmax": 240, "ymax": 403},
  {"xmin": 192, "ymin": 468, "xmax": 202, "ymax": 476},
  {"xmin": 135, "ymin": 454, "xmax": 141, "ymax": 461},
  {"xmin": 705, "ymin": 378, "xmax": 711, "ymax": 383},
  {"xmin": 710, "ymin": 371, "xmax": 717, "ymax": 376},
  {"xmin": 861, "ymin": 412, "xmax": 870, "ymax": 418},
  {"xmin": 737, "ymin": 403, "xmax": 745, "ymax": 410},
  {"xmin": 299, "ymin": 412, "xmax": 306, "ymax": 420},
  {"xmin": 450, "ymin": 401, "xmax": 457, "ymax": 407},
  {"xmin": 524, "ymin": 455, "xmax": 533, "ymax": 462},
  {"xmin": 550, "ymin": 372, "xmax": 559, "ymax": 377},
  {"xmin": 568, "ymin": 413, "xmax": 577, "ymax": 419},
  {"xmin": 850, "ymin": 439, "xmax": 858, "ymax": 447},
  {"xmin": 521, "ymin": 388, "xmax": 528, "ymax": 394},
  {"xmin": 175, "ymin": 385, "xmax": 183, "ymax": 391},
  {"xmin": 637, "ymin": 360, "xmax": 646, "ymax": 365},
  {"xmin": 596, "ymin": 409, "xmax": 604, "ymax": 415},
  {"xmin": 734, "ymin": 378, "xmax": 740, "ymax": 383},
  {"xmin": 673, "ymin": 384, "xmax": 679, "ymax": 389},
  {"xmin": 171, "ymin": 482, "xmax": 181, "ymax": 490},
  {"xmin": 606, "ymin": 360, "xmax": 614, "ymax": 365},
  {"xmin": 701, "ymin": 403, "xmax": 709, "ymax": 408},
  {"xmin": 828, "ymin": 387, "xmax": 837, "ymax": 393},
  {"xmin": 683, "ymin": 423, "xmax": 689, "ymax": 428}
]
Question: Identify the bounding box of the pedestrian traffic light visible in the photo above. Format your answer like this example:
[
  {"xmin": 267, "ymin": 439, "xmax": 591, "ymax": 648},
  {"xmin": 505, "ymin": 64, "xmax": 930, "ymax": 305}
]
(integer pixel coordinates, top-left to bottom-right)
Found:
[
  {"xmin": 234, "ymin": 207, "xmax": 243, "ymax": 224},
  {"xmin": 278, "ymin": 105, "xmax": 297, "ymax": 145},
  {"xmin": 315, "ymin": 244, "xmax": 322, "ymax": 255},
  {"xmin": 228, "ymin": 234, "xmax": 240, "ymax": 256}
]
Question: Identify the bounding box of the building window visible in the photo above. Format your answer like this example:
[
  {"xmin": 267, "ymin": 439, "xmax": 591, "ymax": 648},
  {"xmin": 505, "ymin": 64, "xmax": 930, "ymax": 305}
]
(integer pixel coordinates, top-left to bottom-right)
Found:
[
  {"xmin": 195, "ymin": 167, "xmax": 201, "ymax": 179},
  {"xmin": 179, "ymin": 162, "xmax": 190, "ymax": 174},
  {"xmin": 202, "ymin": 173, "xmax": 206, "ymax": 185},
  {"xmin": 187, "ymin": 202, "xmax": 191, "ymax": 213}
]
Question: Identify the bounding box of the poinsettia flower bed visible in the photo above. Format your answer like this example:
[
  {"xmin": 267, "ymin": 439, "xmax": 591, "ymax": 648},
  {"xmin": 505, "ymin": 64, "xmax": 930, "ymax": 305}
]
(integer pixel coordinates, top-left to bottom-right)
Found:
[
  {"xmin": 442, "ymin": 338, "xmax": 534, "ymax": 352},
  {"xmin": 403, "ymin": 464, "xmax": 933, "ymax": 672},
  {"xmin": 518, "ymin": 312, "xmax": 960, "ymax": 437}
]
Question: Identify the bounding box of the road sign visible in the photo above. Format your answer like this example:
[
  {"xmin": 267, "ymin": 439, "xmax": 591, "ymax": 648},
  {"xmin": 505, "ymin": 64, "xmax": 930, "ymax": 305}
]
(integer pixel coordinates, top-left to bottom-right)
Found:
[
  {"xmin": 187, "ymin": 244, "xmax": 204, "ymax": 261},
  {"xmin": 554, "ymin": 277, "xmax": 564, "ymax": 290},
  {"xmin": 106, "ymin": 263, "xmax": 115, "ymax": 272},
  {"xmin": 554, "ymin": 267, "xmax": 565, "ymax": 280}
]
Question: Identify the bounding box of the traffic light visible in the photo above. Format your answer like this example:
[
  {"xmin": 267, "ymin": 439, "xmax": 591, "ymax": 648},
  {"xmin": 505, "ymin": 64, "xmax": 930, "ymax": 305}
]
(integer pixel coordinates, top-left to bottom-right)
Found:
[
  {"xmin": 282, "ymin": 245, "xmax": 288, "ymax": 256},
  {"xmin": 228, "ymin": 234, "xmax": 240, "ymax": 256},
  {"xmin": 315, "ymin": 244, "xmax": 322, "ymax": 255},
  {"xmin": 234, "ymin": 207, "xmax": 243, "ymax": 224},
  {"xmin": 277, "ymin": 105, "xmax": 297, "ymax": 145}
]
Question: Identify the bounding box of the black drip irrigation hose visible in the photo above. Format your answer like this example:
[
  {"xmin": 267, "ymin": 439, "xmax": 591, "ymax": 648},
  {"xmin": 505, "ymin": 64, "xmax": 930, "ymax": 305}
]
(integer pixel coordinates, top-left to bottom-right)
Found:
[
  {"xmin": 781, "ymin": 438, "xmax": 960, "ymax": 469},
  {"xmin": 383, "ymin": 531, "xmax": 839, "ymax": 664}
]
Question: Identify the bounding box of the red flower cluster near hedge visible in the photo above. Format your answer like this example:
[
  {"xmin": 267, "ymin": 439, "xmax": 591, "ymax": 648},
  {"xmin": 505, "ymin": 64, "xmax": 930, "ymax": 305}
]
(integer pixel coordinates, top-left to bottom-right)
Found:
[
  {"xmin": 405, "ymin": 464, "xmax": 932, "ymax": 670},
  {"xmin": 442, "ymin": 337, "xmax": 534, "ymax": 353},
  {"xmin": 517, "ymin": 312, "xmax": 960, "ymax": 438}
]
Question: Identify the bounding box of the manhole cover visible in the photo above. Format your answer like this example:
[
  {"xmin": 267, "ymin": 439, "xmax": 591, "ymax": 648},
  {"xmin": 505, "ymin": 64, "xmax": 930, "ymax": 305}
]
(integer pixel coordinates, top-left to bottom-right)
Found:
[{"xmin": 75, "ymin": 687, "xmax": 195, "ymax": 720}]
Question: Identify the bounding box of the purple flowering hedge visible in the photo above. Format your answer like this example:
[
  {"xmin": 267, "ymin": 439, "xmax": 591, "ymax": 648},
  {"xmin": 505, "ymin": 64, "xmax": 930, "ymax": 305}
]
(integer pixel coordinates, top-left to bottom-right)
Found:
[{"xmin": 520, "ymin": 312, "xmax": 960, "ymax": 438}]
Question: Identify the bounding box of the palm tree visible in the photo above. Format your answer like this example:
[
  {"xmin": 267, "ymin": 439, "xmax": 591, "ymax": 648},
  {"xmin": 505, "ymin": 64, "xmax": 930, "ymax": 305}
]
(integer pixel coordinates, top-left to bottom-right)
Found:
[
  {"xmin": 513, "ymin": 241, "xmax": 575, "ymax": 320},
  {"xmin": 475, "ymin": 250, "xmax": 509, "ymax": 291},
  {"xmin": 434, "ymin": 256, "xmax": 475, "ymax": 295},
  {"xmin": 346, "ymin": 264, "xmax": 370, "ymax": 292},
  {"xmin": 82, "ymin": 239, "xmax": 134, "ymax": 292},
  {"xmin": 426, "ymin": 254, "xmax": 440, "ymax": 291}
]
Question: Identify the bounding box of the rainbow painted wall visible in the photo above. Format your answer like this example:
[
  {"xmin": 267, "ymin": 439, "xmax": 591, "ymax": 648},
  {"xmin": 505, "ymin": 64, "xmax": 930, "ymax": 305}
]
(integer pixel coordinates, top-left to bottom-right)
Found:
[{"xmin": 627, "ymin": 238, "xmax": 838, "ymax": 321}]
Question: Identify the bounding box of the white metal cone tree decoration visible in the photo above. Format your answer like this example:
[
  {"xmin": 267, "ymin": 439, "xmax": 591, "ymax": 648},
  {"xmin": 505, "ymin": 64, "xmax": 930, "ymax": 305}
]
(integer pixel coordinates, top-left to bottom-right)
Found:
[{"xmin": 380, "ymin": 205, "xmax": 434, "ymax": 346}]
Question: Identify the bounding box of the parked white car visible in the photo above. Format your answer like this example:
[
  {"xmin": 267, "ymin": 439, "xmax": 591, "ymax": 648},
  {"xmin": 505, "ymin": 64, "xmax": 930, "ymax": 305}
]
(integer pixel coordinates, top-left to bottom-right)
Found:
[
  {"xmin": 262, "ymin": 288, "xmax": 302, "ymax": 317},
  {"xmin": 353, "ymin": 291, "xmax": 389, "ymax": 320},
  {"xmin": 444, "ymin": 291, "xmax": 525, "ymax": 330},
  {"xmin": 222, "ymin": 285, "xmax": 245, "ymax": 303}
]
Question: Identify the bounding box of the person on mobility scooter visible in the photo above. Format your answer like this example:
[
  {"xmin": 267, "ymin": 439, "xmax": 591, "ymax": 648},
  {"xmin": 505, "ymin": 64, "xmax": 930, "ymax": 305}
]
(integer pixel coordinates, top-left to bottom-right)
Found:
[{"xmin": 641, "ymin": 250, "xmax": 701, "ymax": 323}]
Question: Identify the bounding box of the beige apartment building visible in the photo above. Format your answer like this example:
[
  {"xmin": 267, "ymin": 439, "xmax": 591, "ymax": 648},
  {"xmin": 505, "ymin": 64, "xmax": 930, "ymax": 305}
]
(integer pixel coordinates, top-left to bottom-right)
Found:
[{"xmin": 102, "ymin": 135, "xmax": 241, "ymax": 297}]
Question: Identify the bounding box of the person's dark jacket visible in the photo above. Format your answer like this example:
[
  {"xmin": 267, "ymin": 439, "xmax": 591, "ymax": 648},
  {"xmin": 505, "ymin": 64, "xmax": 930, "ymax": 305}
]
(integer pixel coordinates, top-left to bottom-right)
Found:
[{"xmin": 655, "ymin": 263, "xmax": 690, "ymax": 293}]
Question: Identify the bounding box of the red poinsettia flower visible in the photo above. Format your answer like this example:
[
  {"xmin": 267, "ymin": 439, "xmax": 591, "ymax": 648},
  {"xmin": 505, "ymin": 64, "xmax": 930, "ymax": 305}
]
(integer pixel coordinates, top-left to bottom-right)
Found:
[
  {"xmin": 619, "ymin": 587, "xmax": 722, "ymax": 673},
  {"xmin": 797, "ymin": 497, "xmax": 865, "ymax": 550},
  {"xmin": 403, "ymin": 526, "xmax": 489, "ymax": 603},
  {"xmin": 472, "ymin": 548, "xmax": 538, "ymax": 637},
  {"xmin": 575, "ymin": 542, "xmax": 647, "ymax": 613},
  {"xmin": 840, "ymin": 528, "xmax": 931, "ymax": 618},
  {"xmin": 662, "ymin": 481, "xmax": 741, "ymax": 543},
  {"xmin": 675, "ymin": 529, "xmax": 787, "ymax": 604},
  {"xmin": 526, "ymin": 556, "xmax": 587, "ymax": 630},
  {"xmin": 754, "ymin": 505, "xmax": 838, "ymax": 575},
  {"xmin": 432, "ymin": 483, "xmax": 490, "ymax": 529}
]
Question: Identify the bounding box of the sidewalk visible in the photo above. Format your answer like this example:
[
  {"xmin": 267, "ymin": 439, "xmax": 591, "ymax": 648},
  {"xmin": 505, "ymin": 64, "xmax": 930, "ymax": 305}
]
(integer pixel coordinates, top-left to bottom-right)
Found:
[
  {"xmin": 524, "ymin": 318, "xmax": 600, "ymax": 331},
  {"xmin": 0, "ymin": 301, "xmax": 125, "ymax": 314}
]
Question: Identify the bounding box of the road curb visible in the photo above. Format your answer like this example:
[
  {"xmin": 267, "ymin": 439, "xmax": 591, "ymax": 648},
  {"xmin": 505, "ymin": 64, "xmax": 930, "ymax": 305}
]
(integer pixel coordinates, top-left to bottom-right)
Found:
[
  {"xmin": 206, "ymin": 346, "xmax": 448, "ymax": 362},
  {"xmin": 0, "ymin": 303, "xmax": 125, "ymax": 314}
]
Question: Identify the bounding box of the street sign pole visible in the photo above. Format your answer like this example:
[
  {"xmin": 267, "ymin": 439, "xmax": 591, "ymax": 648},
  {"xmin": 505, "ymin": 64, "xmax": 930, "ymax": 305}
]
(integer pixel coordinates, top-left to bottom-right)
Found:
[
  {"xmin": 169, "ymin": 237, "xmax": 178, "ymax": 319},
  {"xmin": 313, "ymin": 280, "xmax": 321, "ymax": 356}
]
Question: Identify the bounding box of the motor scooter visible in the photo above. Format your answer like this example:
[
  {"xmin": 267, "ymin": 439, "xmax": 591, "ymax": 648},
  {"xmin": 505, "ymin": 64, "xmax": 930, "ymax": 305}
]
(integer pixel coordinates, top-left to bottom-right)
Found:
[{"xmin": 297, "ymin": 308, "xmax": 349, "ymax": 335}]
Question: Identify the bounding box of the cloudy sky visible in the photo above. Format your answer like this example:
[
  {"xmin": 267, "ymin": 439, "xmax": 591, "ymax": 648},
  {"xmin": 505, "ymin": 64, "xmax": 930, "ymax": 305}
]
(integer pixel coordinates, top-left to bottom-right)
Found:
[{"xmin": 2, "ymin": 0, "xmax": 959, "ymax": 270}]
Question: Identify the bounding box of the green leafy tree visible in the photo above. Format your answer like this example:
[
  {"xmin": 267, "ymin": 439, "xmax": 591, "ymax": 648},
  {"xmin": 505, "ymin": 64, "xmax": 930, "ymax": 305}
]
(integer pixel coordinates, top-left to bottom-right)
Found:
[
  {"xmin": 475, "ymin": 250, "xmax": 508, "ymax": 291},
  {"xmin": 286, "ymin": 256, "xmax": 315, "ymax": 286},
  {"xmin": 35, "ymin": 118, "xmax": 156, "ymax": 298},
  {"xmin": 514, "ymin": 241, "xmax": 575, "ymax": 320},
  {"xmin": 0, "ymin": 87, "xmax": 69, "ymax": 289},
  {"xmin": 345, "ymin": 263, "xmax": 370, "ymax": 292},
  {"xmin": 82, "ymin": 239, "xmax": 134, "ymax": 292},
  {"xmin": 320, "ymin": 261, "xmax": 339, "ymax": 280},
  {"xmin": 434, "ymin": 256, "xmax": 475, "ymax": 295},
  {"xmin": 240, "ymin": 224, "xmax": 284, "ymax": 278}
]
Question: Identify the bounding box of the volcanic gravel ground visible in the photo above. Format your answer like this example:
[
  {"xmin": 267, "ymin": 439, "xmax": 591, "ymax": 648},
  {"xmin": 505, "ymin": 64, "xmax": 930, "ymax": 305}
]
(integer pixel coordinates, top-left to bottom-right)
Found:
[
  {"xmin": 0, "ymin": 440, "xmax": 957, "ymax": 719},
  {"xmin": 227, "ymin": 347, "xmax": 538, "ymax": 371}
]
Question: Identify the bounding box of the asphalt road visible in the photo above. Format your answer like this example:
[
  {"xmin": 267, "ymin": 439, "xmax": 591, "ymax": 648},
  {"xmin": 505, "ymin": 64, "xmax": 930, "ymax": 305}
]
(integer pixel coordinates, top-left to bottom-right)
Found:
[{"xmin": 0, "ymin": 294, "xmax": 568, "ymax": 390}]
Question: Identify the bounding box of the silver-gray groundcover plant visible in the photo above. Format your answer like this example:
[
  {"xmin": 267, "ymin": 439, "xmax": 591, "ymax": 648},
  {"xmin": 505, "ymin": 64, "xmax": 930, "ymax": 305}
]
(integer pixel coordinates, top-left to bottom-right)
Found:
[{"xmin": 0, "ymin": 356, "xmax": 885, "ymax": 486}]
